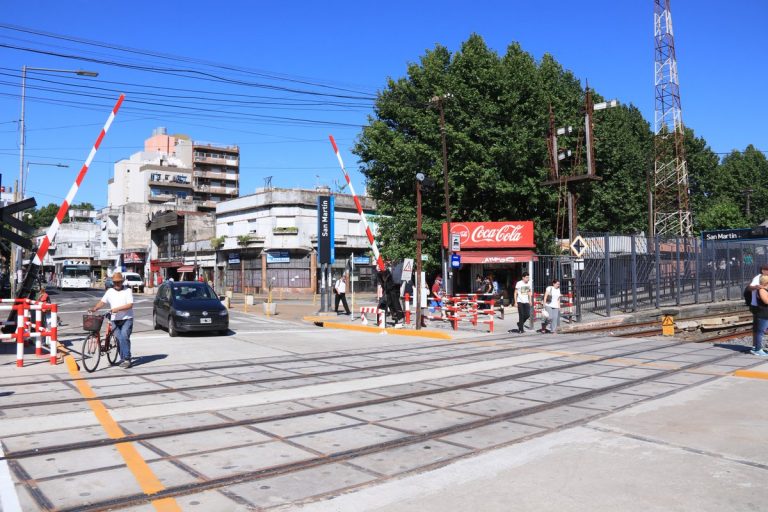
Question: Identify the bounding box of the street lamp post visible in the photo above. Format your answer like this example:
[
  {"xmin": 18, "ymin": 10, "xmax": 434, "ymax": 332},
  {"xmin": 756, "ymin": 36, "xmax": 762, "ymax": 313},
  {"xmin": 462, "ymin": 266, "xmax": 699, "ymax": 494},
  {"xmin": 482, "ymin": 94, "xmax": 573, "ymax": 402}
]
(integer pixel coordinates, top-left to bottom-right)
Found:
[
  {"xmin": 13, "ymin": 66, "xmax": 98, "ymax": 296},
  {"xmin": 25, "ymin": 162, "xmax": 69, "ymax": 198},
  {"xmin": 430, "ymin": 93, "xmax": 453, "ymax": 295}
]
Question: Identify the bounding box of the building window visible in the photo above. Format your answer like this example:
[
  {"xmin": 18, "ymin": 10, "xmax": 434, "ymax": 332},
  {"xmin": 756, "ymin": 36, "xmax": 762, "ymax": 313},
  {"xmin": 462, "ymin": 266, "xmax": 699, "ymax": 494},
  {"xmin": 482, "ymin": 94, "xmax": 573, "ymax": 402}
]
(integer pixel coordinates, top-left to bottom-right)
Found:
[{"xmin": 275, "ymin": 216, "xmax": 295, "ymax": 228}]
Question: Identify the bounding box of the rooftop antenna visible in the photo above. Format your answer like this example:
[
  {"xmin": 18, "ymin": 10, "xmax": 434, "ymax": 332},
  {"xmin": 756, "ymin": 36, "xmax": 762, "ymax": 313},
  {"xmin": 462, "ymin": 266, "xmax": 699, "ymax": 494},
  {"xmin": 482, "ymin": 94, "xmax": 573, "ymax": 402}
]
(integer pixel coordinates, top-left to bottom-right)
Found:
[{"xmin": 264, "ymin": 176, "xmax": 272, "ymax": 190}]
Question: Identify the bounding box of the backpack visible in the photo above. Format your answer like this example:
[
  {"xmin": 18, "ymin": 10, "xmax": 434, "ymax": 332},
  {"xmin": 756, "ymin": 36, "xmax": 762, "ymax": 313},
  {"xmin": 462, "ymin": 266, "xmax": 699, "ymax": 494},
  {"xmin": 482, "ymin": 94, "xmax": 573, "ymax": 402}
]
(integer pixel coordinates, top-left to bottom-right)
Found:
[{"xmin": 744, "ymin": 285, "xmax": 753, "ymax": 307}]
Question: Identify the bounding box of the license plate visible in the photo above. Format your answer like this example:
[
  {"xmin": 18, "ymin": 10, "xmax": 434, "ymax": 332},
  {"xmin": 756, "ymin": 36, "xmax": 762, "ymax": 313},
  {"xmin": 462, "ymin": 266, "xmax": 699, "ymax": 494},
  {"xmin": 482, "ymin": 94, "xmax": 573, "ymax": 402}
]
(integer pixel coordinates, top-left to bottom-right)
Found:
[{"xmin": 200, "ymin": 318, "xmax": 212, "ymax": 324}]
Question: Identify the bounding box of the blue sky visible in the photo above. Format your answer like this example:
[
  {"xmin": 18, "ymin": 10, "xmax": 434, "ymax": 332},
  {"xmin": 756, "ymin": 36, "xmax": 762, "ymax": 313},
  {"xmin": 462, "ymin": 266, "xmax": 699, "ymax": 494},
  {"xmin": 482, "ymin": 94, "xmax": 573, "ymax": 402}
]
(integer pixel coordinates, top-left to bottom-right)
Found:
[{"xmin": 0, "ymin": 0, "xmax": 765, "ymax": 211}]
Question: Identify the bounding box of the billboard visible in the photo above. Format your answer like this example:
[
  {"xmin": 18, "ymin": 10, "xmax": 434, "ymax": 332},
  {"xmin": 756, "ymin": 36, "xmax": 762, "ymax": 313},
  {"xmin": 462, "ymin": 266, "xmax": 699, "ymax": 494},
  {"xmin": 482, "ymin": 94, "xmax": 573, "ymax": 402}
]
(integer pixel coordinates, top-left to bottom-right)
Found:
[
  {"xmin": 442, "ymin": 221, "xmax": 535, "ymax": 249},
  {"xmin": 317, "ymin": 195, "xmax": 335, "ymax": 264}
]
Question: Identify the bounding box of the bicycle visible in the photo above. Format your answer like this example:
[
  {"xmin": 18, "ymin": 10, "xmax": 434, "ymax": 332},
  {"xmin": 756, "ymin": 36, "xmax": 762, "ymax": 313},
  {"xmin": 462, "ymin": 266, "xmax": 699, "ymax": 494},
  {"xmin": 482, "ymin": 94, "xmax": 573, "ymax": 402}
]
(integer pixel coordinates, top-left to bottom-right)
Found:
[{"xmin": 81, "ymin": 312, "xmax": 120, "ymax": 373}]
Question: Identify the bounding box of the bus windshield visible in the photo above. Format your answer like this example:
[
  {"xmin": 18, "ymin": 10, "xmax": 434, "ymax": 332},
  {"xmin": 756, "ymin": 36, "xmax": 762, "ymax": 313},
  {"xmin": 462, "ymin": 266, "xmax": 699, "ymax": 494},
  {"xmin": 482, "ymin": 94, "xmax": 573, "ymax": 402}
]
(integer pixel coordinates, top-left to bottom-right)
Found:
[{"xmin": 63, "ymin": 266, "xmax": 90, "ymax": 278}]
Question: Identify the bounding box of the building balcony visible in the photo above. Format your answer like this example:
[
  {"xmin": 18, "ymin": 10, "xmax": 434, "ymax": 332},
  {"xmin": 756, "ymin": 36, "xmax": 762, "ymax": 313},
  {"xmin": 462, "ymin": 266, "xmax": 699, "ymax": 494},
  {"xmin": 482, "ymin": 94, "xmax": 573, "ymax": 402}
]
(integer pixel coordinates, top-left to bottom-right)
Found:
[
  {"xmin": 149, "ymin": 178, "xmax": 192, "ymax": 189},
  {"xmin": 194, "ymin": 155, "xmax": 239, "ymax": 167},
  {"xmin": 149, "ymin": 193, "xmax": 176, "ymax": 202},
  {"xmin": 193, "ymin": 169, "xmax": 239, "ymax": 181},
  {"xmin": 273, "ymin": 227, "xmax": 298, "ymax": 235},
  {"xmin": 195, "ymin": 185, "xmax": 238, "ymax": 196}
]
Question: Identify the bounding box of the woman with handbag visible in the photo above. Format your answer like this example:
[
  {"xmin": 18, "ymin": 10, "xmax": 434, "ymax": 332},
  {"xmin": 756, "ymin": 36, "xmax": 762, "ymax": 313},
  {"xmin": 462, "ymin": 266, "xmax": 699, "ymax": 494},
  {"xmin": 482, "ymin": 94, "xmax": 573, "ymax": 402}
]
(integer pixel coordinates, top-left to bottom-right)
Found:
[{"xmin": 539, "ymin": 279, "xmax": 561, "ymax": 333}]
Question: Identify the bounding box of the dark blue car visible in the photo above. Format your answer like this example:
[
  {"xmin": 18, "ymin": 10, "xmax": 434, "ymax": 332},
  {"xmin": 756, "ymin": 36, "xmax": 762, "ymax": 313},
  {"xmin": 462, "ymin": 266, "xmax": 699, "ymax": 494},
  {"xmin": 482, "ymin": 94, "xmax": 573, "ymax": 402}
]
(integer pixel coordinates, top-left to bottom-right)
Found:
[{"xmin": 152, "ymin": 281, "xmax": 228, "ymax": 336}]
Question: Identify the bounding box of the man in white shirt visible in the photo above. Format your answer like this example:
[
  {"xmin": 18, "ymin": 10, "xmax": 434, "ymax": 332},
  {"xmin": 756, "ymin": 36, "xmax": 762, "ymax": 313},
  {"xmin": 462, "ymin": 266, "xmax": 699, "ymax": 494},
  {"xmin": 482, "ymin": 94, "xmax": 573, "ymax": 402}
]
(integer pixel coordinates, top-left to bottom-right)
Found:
[
  {"xmin": 334, "ymin": 272, "xmax": 351, "ymax": 315},
  {"xmin": 511, "ymin": 273, "xmax": 532, "ymax": 334},
  {"xmin": 89, "ymin": 272, "xmax": 134, "ymax": 368}
]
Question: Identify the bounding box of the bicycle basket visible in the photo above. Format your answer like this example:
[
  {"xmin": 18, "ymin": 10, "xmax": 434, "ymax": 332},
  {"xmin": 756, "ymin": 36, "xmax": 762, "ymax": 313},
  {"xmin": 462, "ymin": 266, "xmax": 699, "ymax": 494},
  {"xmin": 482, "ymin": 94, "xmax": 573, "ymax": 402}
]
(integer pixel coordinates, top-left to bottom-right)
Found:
[{"xmin": 82, "ymin": 314, "xmax": 104, "ymax": 332}]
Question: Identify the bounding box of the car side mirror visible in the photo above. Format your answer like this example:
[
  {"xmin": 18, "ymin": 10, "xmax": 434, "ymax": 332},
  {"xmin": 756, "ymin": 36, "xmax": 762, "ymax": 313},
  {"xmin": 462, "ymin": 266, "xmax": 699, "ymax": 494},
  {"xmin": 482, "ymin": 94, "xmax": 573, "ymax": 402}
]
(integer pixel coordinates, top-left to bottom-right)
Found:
[{"xmin": 219, "ymin": 295, "xmax": 225, "ymax": 301}]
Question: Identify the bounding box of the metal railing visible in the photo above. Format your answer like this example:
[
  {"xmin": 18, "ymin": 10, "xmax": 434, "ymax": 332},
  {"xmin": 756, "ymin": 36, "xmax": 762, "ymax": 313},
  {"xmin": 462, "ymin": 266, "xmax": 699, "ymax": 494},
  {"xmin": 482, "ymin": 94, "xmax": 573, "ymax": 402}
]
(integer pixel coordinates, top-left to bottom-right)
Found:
[{"xmin": 534, "ymin": 233, "xmax": 762, "ymax": 319}]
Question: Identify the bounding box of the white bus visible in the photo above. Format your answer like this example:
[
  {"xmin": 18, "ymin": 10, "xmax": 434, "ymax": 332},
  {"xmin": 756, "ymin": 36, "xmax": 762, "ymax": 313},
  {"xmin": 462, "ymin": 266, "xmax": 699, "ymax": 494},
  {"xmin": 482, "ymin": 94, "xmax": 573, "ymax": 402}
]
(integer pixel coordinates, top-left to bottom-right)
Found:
[{"xmin": 60, "ymin": 264, "xmax": 92, "ymax": 290}]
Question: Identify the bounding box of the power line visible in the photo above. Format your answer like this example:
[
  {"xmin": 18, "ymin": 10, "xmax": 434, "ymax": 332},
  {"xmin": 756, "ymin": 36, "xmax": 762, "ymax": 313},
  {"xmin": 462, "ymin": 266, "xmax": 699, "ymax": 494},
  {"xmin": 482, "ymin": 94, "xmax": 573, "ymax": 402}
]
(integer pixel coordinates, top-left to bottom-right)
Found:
[
  {"xmin": 0, "ymin": 23, "xmax": 377, "ymax": 96},
  {"xmin": 0, "ymin": 42, "xmax": 377, "ymax": 101}
]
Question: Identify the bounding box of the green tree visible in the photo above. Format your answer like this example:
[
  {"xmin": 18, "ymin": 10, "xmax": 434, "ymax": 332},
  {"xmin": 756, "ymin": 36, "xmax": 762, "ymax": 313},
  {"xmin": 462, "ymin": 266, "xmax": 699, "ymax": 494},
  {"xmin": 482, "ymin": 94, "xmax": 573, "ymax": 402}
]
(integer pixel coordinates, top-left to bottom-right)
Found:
[
  {"xmin": 354, "ymin": 34, "xmax": 657, "ymax": 262},
  {"xmin": 695, "ymin": 197, "xmax": 749, "ymax": 231}
]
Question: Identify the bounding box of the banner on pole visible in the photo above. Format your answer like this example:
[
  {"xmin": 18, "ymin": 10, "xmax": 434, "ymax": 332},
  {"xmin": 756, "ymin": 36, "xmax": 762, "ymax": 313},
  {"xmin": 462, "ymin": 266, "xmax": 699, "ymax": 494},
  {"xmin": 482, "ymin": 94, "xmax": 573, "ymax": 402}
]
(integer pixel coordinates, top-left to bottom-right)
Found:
[{"xmin": 317, "ymin": 195, "xmax": 335, "ymax": 264}]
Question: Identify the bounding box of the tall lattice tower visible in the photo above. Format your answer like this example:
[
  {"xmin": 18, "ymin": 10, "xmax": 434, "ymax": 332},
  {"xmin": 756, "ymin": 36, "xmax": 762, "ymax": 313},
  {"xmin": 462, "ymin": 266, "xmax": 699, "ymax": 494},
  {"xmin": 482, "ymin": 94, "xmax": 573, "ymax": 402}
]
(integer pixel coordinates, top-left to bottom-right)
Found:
[{"xmin": 653, "ymin": 0, "xmax": 692, "ymax": 237}]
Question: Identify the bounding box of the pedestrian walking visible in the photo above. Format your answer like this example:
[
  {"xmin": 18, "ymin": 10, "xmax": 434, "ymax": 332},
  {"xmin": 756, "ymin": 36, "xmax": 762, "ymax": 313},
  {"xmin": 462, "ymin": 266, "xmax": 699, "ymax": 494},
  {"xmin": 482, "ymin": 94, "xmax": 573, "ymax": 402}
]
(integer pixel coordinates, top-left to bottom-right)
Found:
[
  {"xmin": 511, "ymin": 272, "xmax": 532, "ymax": 334},
  {"xmin": 750, "ymin": 274, "xmax": 768, "ymax": 356},
  {"xmin": 747, "ymin": 264, "xmax": 768, "ymax": 310},
  {"xmin": 333, "ymin": 272, "xmax": 351, "ymax": 315},
  {"xmin": 430, "ymin": 274, "xmax": 446, "ymax": 318},
  {"xmin": 88, "ymin": 271, "xmax": 134, "ymax": 368},
  {"xmin": 378, "ymin": 263, "xmax": 404, "ymax": 327},
  {"xmin": 539, "ymin": 279, "xmax": 561, "ymax": 333}
]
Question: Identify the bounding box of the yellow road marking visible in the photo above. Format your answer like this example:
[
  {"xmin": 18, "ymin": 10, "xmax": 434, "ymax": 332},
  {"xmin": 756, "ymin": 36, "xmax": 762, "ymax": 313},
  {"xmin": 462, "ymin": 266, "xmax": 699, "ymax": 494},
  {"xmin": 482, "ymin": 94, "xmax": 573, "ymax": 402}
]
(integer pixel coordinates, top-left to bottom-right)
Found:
[
  {"xmin": 63, "ymin": 353, "xmax": 181, "ymax": 511},
  {"xmin": 320, "ymin": 321, "xmax": 453, "ymax": 339},
  {"xmin": 732, "ymin": 369, "xmax": 768, "ymax": 380}
]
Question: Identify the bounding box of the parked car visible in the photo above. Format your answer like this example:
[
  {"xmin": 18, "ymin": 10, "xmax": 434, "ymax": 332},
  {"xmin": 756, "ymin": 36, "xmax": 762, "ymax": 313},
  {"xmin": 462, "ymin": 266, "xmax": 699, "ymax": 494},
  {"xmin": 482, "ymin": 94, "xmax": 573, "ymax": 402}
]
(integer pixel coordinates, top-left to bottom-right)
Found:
[
  {"xmin": 104, "ymin": 276, "xmax": 113, "ymax": 289},
  {"xmin": 123, "ymin": 272, "xmax": 144, "ymax": 293},
  {"xmin": 152, "ymin": 281, "xmax": 228, "ymax": 336}
]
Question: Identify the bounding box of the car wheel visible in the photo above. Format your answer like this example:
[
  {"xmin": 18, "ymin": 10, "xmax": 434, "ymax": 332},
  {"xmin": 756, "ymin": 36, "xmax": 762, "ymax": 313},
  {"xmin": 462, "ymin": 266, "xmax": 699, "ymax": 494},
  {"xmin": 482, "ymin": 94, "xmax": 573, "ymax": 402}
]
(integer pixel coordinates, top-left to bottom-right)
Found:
[
  {"xmin": 152, "ymin": 311, "xmax": 160, "ymax": 330},
  {"xmin": 168, "ymin": 317, "xmax": 178, "ymax": 337},
  {"xmin": 139, "ymin": 286, "xmax": 145, "ymax": 293}
]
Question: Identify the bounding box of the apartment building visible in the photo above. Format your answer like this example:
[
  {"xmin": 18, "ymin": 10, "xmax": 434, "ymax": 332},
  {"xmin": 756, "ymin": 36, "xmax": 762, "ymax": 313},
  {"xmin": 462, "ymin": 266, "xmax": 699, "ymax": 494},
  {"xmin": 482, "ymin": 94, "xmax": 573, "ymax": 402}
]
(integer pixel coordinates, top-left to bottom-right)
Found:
[
  {"xmin": 215, "ymin": 187, "xmax": 378, "ymax": 293},
  {"xmin": 99, "ymin": 127, "xmax": 239, "ymax": 279}
]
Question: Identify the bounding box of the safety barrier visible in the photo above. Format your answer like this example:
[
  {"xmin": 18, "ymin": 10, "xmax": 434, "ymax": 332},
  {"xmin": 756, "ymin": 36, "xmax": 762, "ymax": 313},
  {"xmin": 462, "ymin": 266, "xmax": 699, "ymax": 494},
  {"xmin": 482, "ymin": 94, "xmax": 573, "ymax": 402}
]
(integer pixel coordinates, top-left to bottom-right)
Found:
[
  {"xmin": 422, "ymin": 295, "xmax": 495, "ymax": 333},
  {"xmin": 0, "ymin": 298, "xmax": 58, "ymax": 367},
  {"xmin": 359, "ymin": 306, "xmax": 385, "ymax": 328}
]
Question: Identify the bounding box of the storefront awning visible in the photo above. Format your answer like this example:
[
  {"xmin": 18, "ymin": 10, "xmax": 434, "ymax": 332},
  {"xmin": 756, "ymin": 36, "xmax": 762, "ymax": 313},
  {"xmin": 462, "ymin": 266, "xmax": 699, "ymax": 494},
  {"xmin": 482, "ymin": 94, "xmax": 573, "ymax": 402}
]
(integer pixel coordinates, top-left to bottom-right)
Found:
[
  {"xmin": 177, "ymin": 265, "xmax": 195, "ymax": 273},
  {"xmin": 458, "ymin": 250, "xmax": 537, "ymax": 264}
]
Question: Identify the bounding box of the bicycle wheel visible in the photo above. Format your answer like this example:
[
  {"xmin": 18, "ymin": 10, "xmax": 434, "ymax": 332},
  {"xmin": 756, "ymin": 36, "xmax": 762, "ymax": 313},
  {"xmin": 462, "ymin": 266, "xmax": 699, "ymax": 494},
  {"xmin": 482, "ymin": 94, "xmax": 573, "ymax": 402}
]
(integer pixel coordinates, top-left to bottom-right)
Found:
[
  {"xmin": 105, "ymin": 331, "xmax": 120, "ymax": 365},
  {"xmin": 81, "ymin": 334, "xmax": 101, "ymax": 373}
]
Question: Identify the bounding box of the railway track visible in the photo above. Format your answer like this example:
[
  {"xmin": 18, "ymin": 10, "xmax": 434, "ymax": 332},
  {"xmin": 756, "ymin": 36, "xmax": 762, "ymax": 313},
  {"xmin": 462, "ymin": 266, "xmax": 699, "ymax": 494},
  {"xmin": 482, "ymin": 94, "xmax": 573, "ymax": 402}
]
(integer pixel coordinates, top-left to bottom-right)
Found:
[{"xmin": 3, "ymin": 332, "xmax": 758, "ymax": 512}]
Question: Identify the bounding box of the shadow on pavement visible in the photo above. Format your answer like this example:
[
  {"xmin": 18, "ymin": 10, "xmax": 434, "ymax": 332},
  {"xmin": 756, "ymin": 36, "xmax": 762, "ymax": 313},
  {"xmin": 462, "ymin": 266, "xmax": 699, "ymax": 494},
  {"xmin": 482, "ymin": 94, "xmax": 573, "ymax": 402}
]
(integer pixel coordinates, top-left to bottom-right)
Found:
[{"xmin": 131, "ymin": 354, "xmax": 168, "ymax": 367}]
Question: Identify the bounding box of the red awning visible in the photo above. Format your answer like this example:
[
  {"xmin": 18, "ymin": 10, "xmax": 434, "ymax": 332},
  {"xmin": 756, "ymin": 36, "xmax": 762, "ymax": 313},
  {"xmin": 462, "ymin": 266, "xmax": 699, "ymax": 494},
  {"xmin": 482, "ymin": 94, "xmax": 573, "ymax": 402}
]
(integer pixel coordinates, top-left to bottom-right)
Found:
[
  {"xmin": 458, "ymin": 250, "xmax": 537, "ymax": 264},
  {"xmin": 177, "ymin": 265, "xmax": 195, "ymax": 273}
]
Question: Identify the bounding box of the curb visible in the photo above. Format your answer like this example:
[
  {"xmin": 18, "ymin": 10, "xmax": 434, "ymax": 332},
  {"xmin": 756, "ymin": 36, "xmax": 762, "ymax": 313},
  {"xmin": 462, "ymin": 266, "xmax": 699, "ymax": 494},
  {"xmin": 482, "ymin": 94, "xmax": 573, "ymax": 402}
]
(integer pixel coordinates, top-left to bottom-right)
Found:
[{"xmin": 307, "ymin": 319, "xmax": 453, "ymax": 340}]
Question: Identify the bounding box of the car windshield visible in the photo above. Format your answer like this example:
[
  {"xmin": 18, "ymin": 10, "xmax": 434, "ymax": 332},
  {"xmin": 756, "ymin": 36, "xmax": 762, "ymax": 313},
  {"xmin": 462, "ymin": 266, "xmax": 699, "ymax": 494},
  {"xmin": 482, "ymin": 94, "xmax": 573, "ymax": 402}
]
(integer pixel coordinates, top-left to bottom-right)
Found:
[
  {"xmin": 172, "ymin": 284, "xmax": 215, "ymax": 301},
  {"xmin": 125, "ymin": 275, "xmax": 141, "ymax": 281}
]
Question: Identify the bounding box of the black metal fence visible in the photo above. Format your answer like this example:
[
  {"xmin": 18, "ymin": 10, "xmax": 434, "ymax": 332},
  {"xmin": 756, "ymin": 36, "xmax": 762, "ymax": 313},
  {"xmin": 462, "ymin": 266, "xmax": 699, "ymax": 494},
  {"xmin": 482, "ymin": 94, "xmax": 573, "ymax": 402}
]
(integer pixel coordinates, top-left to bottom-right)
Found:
[{"xmin": 534, "ymin": 234, "xmax": 764, "ymax": 319}]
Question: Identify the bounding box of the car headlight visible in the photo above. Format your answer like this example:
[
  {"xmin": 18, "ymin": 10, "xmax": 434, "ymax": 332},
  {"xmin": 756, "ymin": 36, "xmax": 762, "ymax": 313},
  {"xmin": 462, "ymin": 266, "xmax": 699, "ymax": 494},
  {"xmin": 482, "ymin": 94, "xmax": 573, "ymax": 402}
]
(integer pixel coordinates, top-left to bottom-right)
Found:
[
  {"xmin": 175, "ymin": 310, "xmax": 191, "ymax": 318},
  {"xmin": 218, "ymin": 309, "xmax": 228, "ymax": 316}
]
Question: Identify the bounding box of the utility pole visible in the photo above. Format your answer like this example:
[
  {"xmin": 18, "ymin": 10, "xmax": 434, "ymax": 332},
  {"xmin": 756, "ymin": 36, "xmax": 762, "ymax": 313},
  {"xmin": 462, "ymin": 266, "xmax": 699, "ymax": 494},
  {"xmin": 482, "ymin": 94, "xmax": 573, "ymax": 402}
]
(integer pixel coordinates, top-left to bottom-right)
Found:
[
  {"xmin": 415, "ymin": 174, "xmax": 425, "ymax": 330},
  {"xmin": 742, "ymin": 188, "xmax": 754, "ymax": 218},
  {"xmin": 430, "ymin": 93, "xmax": 453, "ymax": 295}
]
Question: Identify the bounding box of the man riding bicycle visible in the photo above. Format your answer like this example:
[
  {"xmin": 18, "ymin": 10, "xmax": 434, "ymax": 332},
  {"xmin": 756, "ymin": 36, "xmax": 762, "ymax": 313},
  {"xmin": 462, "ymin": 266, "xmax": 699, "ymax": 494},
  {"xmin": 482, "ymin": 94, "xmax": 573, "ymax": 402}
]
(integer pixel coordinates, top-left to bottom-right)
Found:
[{"xmin": 89, "ymin": 271, "xmax": 134, "ymax": 368}]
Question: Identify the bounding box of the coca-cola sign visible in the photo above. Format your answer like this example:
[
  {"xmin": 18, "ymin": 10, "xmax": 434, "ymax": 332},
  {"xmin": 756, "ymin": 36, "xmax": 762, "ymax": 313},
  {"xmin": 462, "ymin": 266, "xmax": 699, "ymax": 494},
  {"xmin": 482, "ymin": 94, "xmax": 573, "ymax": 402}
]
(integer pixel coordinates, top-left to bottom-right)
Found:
[{"xmin": 442, "ymin": 221, "xmax": 534, "ymax": 249}]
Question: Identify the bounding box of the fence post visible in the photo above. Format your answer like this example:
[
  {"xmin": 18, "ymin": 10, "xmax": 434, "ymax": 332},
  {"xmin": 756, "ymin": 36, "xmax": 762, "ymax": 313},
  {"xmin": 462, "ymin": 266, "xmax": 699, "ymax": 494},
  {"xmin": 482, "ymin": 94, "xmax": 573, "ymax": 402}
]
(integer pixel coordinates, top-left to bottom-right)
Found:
[
  {"xmin": 710, "ymin": 242, "xmax": 716, "ymax": 302},
  {"xmin": 675, "ymin": 237, "xmax": 681, "ymax": 306},
  {"xmin": 631, "ymin": 235, "xmax": 637, "ymax": 312},
  {"xmin": 694, "ymin": 237, "xmax": 700, "ymax": 304},
  {"xmin": 655, "ymin": 236, "xmax": 661, "ymax": 309},
  {"xmin": 726, "ymin": 244, "xmax": 731, "ymax": 301},
  {"xmin": 604, "ymin": 234, "xmax": 611, "ymax": 317}
]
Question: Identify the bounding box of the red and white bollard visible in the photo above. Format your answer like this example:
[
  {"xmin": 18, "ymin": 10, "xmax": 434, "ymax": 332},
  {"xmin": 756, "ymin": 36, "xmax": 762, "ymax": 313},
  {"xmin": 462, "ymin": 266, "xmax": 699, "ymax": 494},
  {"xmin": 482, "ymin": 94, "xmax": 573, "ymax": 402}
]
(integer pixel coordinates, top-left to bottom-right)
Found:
[{"xmin": 404, "ymin": 293, "xmax": 411, "ymax": 325}]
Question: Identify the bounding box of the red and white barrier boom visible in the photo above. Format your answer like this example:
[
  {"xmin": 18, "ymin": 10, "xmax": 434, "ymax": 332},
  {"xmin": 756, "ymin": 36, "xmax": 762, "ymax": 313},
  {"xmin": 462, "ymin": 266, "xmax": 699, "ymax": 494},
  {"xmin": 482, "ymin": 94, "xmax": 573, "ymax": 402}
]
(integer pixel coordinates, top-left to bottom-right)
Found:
[
  {"xmin": 5, "ymin": 94, "xmax": 123, "ymax": 365},
  {"xmin": 329, "ymin": 135, "xmax": 385, "ymax": 272}
]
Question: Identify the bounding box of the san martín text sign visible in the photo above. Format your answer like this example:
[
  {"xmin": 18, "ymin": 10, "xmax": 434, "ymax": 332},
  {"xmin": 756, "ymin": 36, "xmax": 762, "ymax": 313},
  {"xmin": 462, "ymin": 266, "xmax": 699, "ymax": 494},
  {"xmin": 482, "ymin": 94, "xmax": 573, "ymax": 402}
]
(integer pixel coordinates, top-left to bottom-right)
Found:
[
  {"xmin": 317, "ymin": 195, "xmax": 335, "ymax": 264},
  {"xmin": 701, "ymin": 228, "xmax": 768, "ymax": 242}
]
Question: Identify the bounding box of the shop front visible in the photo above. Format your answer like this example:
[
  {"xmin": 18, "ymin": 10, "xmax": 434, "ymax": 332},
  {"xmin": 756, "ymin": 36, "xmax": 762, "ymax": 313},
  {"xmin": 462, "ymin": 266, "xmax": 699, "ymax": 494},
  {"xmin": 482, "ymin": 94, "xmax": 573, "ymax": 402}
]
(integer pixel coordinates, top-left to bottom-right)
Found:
[{"xmin": 442, "ymin": 221, "xmax": 536, "ymax": 301}]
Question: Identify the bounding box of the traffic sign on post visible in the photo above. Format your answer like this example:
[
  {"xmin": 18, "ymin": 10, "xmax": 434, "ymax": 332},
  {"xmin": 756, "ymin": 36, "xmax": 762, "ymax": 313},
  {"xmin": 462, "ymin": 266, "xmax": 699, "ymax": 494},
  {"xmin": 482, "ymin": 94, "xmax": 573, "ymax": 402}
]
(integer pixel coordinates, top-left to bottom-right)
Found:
[
  {"xmin": 570, "ymin": 235, "xmax": 588, "ymax": 258},
  {"xmin": 451, "ymin": 233, "xmax": 461, "ymax": 252},
  {"xmin": 401, "ymin": 258, "xmax": 414, "ymax": 282},
  {"xmin": 450, "ymin": 253, "xmax": 461, "ymax": 268}
]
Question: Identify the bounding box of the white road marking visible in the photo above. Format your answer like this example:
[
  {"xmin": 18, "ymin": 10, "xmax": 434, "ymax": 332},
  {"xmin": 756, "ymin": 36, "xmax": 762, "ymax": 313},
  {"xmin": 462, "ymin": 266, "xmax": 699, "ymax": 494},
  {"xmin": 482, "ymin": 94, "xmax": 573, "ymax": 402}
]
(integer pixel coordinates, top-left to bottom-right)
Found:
[
  {"xmin": 0, "ymin": 444, "xmax": 22, "ymax": 512},
  {"xmin": 0, "ymin": 351, "xmax": 557, "ymax": 436}
]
